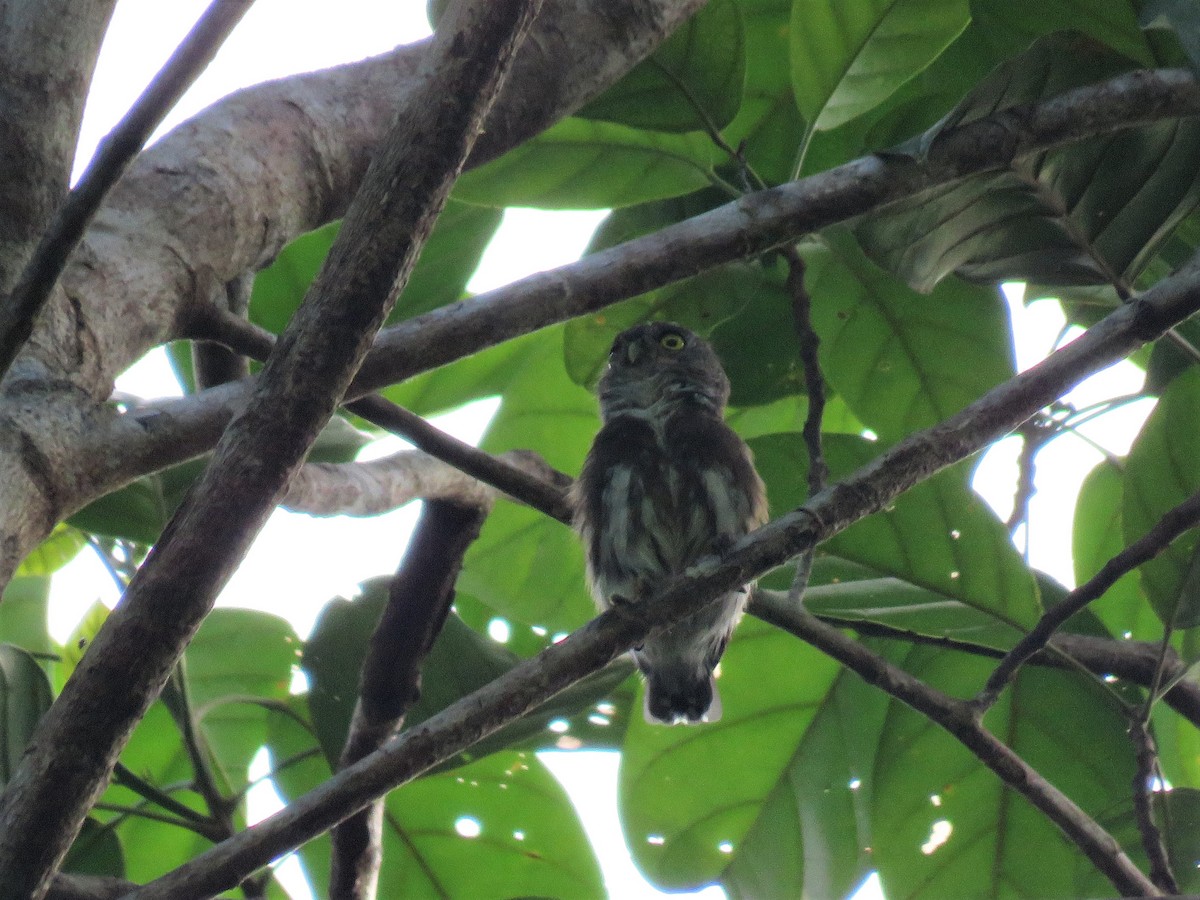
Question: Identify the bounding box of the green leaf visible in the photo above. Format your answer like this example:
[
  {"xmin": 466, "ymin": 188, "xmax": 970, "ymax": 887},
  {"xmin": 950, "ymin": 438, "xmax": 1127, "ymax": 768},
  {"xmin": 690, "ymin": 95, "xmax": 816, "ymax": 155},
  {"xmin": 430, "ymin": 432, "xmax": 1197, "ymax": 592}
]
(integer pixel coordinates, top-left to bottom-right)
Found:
[
  {"xmin": 855, "ymin": 33, "xmax": 1200, "ymax": 292},
  {"xmin": 619, "ymin": 617, "xmax": 842, "ymax": 889},
  {"xmin": 1124, "ymin": 368, "xmax": 1200, "ymax": 626},
  {"xmin": 873, "ymin": 649, "xmax": 1134, "ymax": 897},
  {"xmin": 717, "ymin": 0, "xmax": 801, "ymax": 185},
  {"xmin": 578, "ymin": 0, "xmax": 746, "ymax": 132},
  {"xmin": 790, "ymin": 0, "xmax": 970, "ymax": 132},
  {"xmin": 453, "ymin": 118, "xmax": 722, "ymax": 209},
  {"xmin": 752, "ymin": 433, "xmax": 1042, "ymax": 628},
  {"xmin": 719, "ymin": 660, "xmax": 889, "ymax": 899},
  {"xmin": 63, "ymin": 818, "xmax": 125, "ymax": 879},
  {"xmin": 274, "ymin": 742, "xmax": 603, "ymax": 900},
  {"xmin": 185, "ymin": 608, "xmax": 300, "ymax": 792},
  {"xmin": 811, "ymin": 233, "xmax": 1015, "ymax": 441},
  {"xmin": 302, "ymin": 581, "xmax": 630, "ymax": 769},
  {"xmin": 15, "ymin": 524, "xmax": 86, "ymax": 576},
  {"xmin": 1075, "ymin": 787, "xmax": 1200, "ymax": 895},
  {"xmin": 0, "ymin": 576, "xmax": 53, "ymax": 658},
  {"xmin": 973, "ymin": 0, "xmax": 1154, "ymax": 65},
  {"xmin": 249, "ymin": 200, "xmax": 501, "ymax": 335},
  {"xmin": 801, "ymin": 577, "xmax": 1026, "ymax": 650},
  {"xmin": 1073, "ymin": 460, "xmax": 1161, "ymax": 640},
  {"xmin": 1143, "ymin": 0, "xmax": 1200, "ymax": 71},
  {"xmin": 461, "ymin": 327, "xmax": 598, "ymax": 631},
  {"xmin": 0, "ymin": 644, "xmax": 53, "ymax": 786}
]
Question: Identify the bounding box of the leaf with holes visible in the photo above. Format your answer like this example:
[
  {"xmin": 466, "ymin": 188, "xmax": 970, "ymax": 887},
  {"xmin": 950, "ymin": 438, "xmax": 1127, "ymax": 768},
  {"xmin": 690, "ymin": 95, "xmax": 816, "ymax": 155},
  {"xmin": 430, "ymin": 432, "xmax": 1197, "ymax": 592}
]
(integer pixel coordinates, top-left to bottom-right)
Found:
[
  {"xmin": 619, "ymin": 617, "xmax": 842, "ymax": 890},
  {"xmin": 872, "ymin": 649, "xmax": 1134, "ymax": 897}
]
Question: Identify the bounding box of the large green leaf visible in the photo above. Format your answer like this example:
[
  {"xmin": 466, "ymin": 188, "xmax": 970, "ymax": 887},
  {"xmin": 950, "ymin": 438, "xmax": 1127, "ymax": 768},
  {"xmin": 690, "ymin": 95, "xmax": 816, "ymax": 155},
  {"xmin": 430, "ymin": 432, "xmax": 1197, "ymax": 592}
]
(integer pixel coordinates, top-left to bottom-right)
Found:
[
  {"xmin": 873, "ymin": 649, "xmax": 1135, "ymax": 897},
  {"xmin": 790, "ymin": 0, "xmax": 970, "ymax": 132},
  {"xmin": 249, "ymin": 199, "xmax": 502, "ymax": 335},
  {"xmin": 302, "ymin": 581, "xmax": 632, "ymax": 769},
  {"xmin": 578, "ymin": 0, "xmax": 746, "ymax": 133},
  {"xmin": 619, "ymin": 617, "xmax": 842, "ymax": 889},
  {"xmin": 0, "ymin": 576, "xmax": 53, "ymax": 659},
  {"xmin": 719, "ymin": 0, "xmax": 803, "ymax": 184},
  {"xmin": 800, "ymin": 577, "xmax": 1026, "ymax": 650},
  {"xmin": 752, "ymin": 433, "xmax": 1042, "ymax": 628},
  {"xmin": 0, "ymin": 644, "xmax": 52, "ymax": 786},
  {"xmin": 719, "ymin": 659, "xmax": 890, "ymax": 899},
  {"xmin": 1123, "ymin": 368, "xmax": 1200, "ymax": 627},
  {"xmin": 91, "ymin": 611, "xmax": 298, "ymax": 882},
  {"xmin": 972, "ymin": 0, "xmax": 1153, "ymax": 64},
  {"xmin": 1073, "ymin": 459, "xmax": 1161, "ymax": 640},
  {"xmin": 462, "ymin": 327, "xmax": 598, "ymax": 631},
  {"xmin": 811, "ymin": 233, "xmax": 1015, "ymax": 442},
  {"xmin": 15, "ymin": 524, "xmax": 86, "ymax": 577},
  {"xmin": 1076, "ymin": 787, "xmax": 1200, "ymax": 895},
  {"xmin": 855, "ymin": 33, "xmax": 1200, "ymax": 293},
  {"xmin": 269, "ymin": 709, "xmax": 603, "ymax": 899},
  {"xmin": 185, "ymin": 608, "xmax": 299, "ymax": 792},
  {"xmin": 454, "ymin": 117, "xmax": 722, "ymax": 209}
]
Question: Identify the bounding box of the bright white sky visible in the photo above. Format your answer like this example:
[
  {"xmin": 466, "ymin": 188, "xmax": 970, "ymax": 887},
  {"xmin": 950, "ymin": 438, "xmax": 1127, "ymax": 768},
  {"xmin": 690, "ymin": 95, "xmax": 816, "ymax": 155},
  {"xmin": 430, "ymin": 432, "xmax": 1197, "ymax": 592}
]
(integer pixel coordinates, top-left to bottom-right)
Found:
[{"xmin": 52, "ymin": 2, "xmax": 1155, "ymax": 898}]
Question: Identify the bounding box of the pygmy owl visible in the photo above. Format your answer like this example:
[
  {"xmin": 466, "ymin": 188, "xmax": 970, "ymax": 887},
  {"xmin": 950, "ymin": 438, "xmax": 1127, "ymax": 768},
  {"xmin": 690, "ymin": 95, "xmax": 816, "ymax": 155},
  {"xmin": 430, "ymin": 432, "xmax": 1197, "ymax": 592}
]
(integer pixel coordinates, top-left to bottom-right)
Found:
[{"xmin": 573, "ymin": 322, "xmax": 768, "ymax": 724}]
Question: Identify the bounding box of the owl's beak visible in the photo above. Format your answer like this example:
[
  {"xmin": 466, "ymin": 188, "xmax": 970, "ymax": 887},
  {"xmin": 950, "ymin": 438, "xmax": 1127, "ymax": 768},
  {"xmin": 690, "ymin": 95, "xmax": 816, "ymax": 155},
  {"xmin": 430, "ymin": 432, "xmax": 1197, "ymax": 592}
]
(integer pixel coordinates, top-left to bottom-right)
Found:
[{"xmin": 625, "ymin": 341, "xmax": 642, "ymax": 365}]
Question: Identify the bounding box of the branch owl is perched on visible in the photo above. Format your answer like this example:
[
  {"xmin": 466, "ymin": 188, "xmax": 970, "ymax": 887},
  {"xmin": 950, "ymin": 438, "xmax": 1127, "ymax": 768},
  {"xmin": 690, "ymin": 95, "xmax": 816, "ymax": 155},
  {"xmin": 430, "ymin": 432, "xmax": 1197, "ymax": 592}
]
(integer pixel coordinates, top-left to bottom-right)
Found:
[{"xmin": 573, "ymin": 322, "xmax": 768, "ymax": 724}]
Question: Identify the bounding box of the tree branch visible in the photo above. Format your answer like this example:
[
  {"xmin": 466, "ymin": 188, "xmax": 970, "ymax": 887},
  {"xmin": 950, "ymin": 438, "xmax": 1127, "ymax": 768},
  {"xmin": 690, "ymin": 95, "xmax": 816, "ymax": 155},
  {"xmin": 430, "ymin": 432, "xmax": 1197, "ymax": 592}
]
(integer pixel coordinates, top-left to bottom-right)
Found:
[
  {"xmin": 975, "ymin": 486, "xmax": 1200, "ymax": 711},
  {"xmin": 0, "ymin": 0, "xmax": 255, "ymax": 381},
  {"xmin": 0, "ymin": 3, "xmax": 542, "ymax": 896},
  {"xmin": 0, "ymin": 0, "xmax": 116, "ymax": 293},
  {"xmin": 174, "ymin": 310, "xmax": 576, "ymax": 520},
  {"xmin": 123, "ymin": 248, "xmax": 1200, "ymax": 896},
  {"xmin": 105, "ymin": 68, "xmax": 1200, "ymax": 501},
  {"xmin": 331, "ymin": 499, "xmax": 489, "ymax": 899}
]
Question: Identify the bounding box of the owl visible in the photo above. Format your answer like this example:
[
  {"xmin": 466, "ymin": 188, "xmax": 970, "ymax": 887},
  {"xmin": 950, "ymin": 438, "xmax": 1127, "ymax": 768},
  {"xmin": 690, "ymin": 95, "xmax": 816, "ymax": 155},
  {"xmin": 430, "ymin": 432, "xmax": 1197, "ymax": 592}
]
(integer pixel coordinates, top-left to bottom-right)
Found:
[{"xmin": 573, "ymin": 322, "xmax": 768, "ymax": 724}]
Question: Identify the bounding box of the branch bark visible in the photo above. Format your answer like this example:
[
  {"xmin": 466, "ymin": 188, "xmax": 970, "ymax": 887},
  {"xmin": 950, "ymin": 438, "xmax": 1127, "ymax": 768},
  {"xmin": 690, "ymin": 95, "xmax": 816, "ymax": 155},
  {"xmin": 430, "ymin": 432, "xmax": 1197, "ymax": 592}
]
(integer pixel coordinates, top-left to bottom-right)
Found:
[
  {"xmin": 0, "ymin": 0, "xmax": 116, "ymax": 292},
  {"xmin": 125, "ymin": 236, "xmax": 1200, "ymax": 898},
  {"xmin": 0, "ymin": 2, "xmax": 541, "ymax": 895},
  {"xmin": 0, "ymin": 0, "xmax": 255, "ymax": 380},
  {"xmin": 100, "ymin": 69, "xmax": 1200, "ymax": 510}
]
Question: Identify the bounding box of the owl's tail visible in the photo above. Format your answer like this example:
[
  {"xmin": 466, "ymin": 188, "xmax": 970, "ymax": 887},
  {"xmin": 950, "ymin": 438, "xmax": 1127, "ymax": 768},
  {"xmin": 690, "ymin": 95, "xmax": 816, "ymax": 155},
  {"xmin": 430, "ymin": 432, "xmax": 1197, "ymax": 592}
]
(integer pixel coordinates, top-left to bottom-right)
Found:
[{"xmin": 644, "ymin": 670, "xmax": 722, "ymax": 725}]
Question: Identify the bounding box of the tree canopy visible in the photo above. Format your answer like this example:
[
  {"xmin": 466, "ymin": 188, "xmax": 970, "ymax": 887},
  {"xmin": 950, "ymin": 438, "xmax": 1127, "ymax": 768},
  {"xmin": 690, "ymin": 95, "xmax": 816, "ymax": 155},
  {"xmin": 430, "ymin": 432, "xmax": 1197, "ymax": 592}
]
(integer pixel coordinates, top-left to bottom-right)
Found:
[{"xmin": 0, "ymin": 0, "xmax": 1199, "ymax": 898}]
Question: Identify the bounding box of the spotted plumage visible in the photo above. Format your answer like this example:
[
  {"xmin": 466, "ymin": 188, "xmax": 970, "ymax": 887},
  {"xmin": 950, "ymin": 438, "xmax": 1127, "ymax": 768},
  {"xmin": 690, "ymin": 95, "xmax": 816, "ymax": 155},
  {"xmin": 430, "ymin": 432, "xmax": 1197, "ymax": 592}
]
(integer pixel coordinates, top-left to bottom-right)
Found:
[{"xmin": 572, "ymin": 322, "xmax": 768, "ymax": 723}]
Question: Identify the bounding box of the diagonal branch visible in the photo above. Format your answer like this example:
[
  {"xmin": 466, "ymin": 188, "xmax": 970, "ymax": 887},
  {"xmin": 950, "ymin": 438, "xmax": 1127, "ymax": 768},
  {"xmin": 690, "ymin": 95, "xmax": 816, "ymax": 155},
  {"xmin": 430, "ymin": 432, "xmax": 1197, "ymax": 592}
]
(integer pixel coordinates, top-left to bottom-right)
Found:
[
  {"xmin": 124, "ymin": 247, "xmax": 1200, "ymax": 897},
  {"xmin": 975, "ymin": 486, "xmax": 1200, "ymax": 710},
  {"xmin": 0, "ymin": 0, "xmax": 255, "ymax": 381},
  {"xmin": 0, "ymin": 3, "xmax": 543, "ymax": 897}
]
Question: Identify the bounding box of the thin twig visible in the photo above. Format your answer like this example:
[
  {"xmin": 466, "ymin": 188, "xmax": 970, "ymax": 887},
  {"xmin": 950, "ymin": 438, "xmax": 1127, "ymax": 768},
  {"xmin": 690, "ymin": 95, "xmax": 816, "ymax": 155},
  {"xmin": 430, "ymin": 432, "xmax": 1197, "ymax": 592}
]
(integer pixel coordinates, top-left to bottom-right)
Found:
[
  {"xmin": 1127, "ymin": 717, "xmax": 1178, "ymax": 893},
  {"xmin": 974, "ymin": 487, "xmax": 1200, "ymax": 711},
  {"xmin": 782, "ymin": 244, "xmax": 825, "ymax": 606},
  {"xmin": 0, "ymin": 0, "xmax": 256, "ymax": 381},
  {"xmin": 346, "ymin": 396, "xmax": 573, "ymax": 523}
]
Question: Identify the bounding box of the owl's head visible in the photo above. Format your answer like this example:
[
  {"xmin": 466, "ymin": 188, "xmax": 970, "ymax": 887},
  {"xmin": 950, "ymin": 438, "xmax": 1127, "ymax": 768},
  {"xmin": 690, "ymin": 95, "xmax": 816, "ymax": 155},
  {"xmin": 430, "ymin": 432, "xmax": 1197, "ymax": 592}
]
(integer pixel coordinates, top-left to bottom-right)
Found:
[{"xmin": 597, "ymin": 322, "xmax": 731, "ymax": 420}]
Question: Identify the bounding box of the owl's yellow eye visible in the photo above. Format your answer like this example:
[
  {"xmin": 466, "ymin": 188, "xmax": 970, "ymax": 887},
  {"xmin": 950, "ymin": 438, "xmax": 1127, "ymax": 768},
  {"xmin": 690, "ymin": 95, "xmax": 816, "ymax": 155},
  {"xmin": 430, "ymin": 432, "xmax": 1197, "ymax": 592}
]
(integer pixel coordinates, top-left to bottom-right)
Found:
[{"xmin": 659, "ymin": 333, "xmax": 685, "ymax": 350}]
